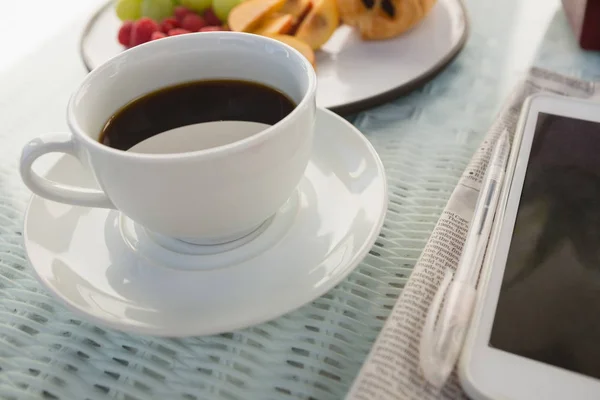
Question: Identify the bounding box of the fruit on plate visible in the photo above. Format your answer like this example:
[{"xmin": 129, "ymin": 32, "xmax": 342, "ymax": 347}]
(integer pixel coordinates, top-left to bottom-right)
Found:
[
  {"xmin": 141, "ymin": 0, "xmax": 177, "ymax": 21},
  {"xmin": 168, "ymin": 27, "xmax": 193, "ymax": 35},
  {"xmin": 161, "ymin": 16, "xmax": 179, "ymax": 31},
  {"xmin": 227, "ymin": 0, "xmax": 286, "ymax": 32},
  {"xmin": 179, "ymin": 0, "xmax": 213, "ymax": 13},
  {"xmin": 280, "ymin": 0, "xmax": 312, "ymax": 20},
  {"xmin": 116, "ymin": 5, "xmax": 229, "ymax": 48},
  {"xmin": 227, "ymin": 0, "xmax": 335, "ymax": 67},
  {"xmin": 294, "ymin": 0, "xmax": 338, "ymax": 49},
  {"xmin": 199, "ymin": 25, "xmax": 227, "ymax": 31},
  {"xmin": 180, "ymin": 13, "xmax": 207, "ymax": 30},
  {"xmin": 151, "ymin": 31, "xmax": 168, "ymax": 39},
  {"xmin": 336, "ymin": 0, "xmax": 436, "ymax": 40},
  {"xmin": 118, "ymin": 21, "xmax": 135, "ymax": 45},
  {"xmin": 254, "ymin": 13, "xmax": 294, "ymax": 35},
  {"xmin": 212, "ymin": 0, "xmax": 245, "ymax": 22},
  {"xmin": 115, "ymin": 0, "xmax": 143, "ymax": 20},
  {"xmin": 116, "ymin": 0, "xmax": 178, "ymax": 22},
  {"xmin": 203, "ymin": 7, "xmax": 223, "ymax": 25},
  {"xmin": 268, "ymin": 34, "xmax": 315, "ymax": 67}
]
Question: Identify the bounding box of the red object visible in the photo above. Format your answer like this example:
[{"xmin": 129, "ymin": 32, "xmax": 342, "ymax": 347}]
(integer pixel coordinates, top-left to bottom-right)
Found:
[
  {"xmin": 203, "ymin": 8, "xmax": 222, "ymax": 26},
  {"xmin": 562, "ymin": 0, "xmax": 600, "ymax": 50},
  {"xmin": 198, "ymin": 26, "xmax": 225, "ymax": 32},
  {"xmin": 151, "ymin": 31, "xmax": 168, "ymax": 40},
  {"xmin": 168, "ymin": 28, "xmax": 192, "ymax": 36},
  {"xmin": 130, "ymin": 17, "xmax": 160, "ymax": 46},
  {"xmin": 160, "ymin": 17, "xmax": 179, "ymax": 33},
  {"xmin": 174, "ymin": 6, "xmax": 194, "ymax": 23},
  {"xmin": 181, "ymin": 14, "xmax": 207, "ymax": 31},
  {"xmin": 118, "ymin": 21, "xmax": 134, "ymax": 46}
]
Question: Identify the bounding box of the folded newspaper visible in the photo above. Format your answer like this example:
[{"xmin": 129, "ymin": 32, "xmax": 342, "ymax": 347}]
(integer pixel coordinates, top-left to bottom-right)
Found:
[{"xmin": 345, "ymin": 68, "xmax": 598, "ymax": 400}]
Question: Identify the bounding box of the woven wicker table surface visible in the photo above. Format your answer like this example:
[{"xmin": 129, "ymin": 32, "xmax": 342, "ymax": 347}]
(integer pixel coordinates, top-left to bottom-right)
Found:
[{"xmin": 1, "ymin": 0, "xmax": 599, "ymax": 399}]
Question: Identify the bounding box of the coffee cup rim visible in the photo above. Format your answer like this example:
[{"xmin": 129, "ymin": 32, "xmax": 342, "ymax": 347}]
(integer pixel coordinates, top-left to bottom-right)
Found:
[{"xmin": 67, "ymin": 32, "xmax": 317, "ymax": 161}]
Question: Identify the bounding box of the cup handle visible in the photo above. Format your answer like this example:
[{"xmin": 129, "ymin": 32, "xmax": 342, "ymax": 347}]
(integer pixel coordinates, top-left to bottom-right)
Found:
[{"xmin": 19, "ymin": 133, "xmax": 115, "ymax": 209}]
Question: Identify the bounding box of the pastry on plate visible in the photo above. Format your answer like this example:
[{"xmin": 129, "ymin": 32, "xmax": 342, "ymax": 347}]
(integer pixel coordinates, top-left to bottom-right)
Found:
[{"xmin": 337, "ymin": 0, "xmax": 436, "ymax": 40}]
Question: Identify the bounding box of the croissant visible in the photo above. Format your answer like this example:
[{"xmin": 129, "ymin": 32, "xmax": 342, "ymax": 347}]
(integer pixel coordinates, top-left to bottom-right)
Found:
[{"xmin": 336, "ymin": 0, "xmax": 437, "ymax": 40}]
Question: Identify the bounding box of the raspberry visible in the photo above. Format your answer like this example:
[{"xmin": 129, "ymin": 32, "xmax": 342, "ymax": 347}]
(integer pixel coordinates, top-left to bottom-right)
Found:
[
  {"xmin": 151, "ymin": 31, "xmax": 167, "ymax": 40},
  {"xmin": 174, "ymin": 6, "xmax": 193, "ymax": 23},
  {"xmin": 160, "ymin": 17, "xmax": 179, "ymax": 33},
  {"xmin": 130, "ymin": 17, "xmax": 160, "ymax": 46},
  {"xmin": 198, "ymin": 26, "xmax": 224, "ymax": 32},
  {"xmin": 118, "ymin": 21, "xmax": 134, "ymax": 47},
  {"xmin": 181, "ymin": 14, "xmax": 206, "ymax": 31},
  {"xmin": 203, "ymin": 8, "xmax": 221, "ymax": 26},
  {"xmin": 168, "ymin": 28, "xmax": 192, "ymax": 36}
]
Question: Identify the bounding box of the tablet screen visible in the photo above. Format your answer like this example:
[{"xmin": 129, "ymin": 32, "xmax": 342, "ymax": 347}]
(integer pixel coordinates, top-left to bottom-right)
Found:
[{"xmin": 489, "ymin": 112, "xmax": 600, "ymax": 380}]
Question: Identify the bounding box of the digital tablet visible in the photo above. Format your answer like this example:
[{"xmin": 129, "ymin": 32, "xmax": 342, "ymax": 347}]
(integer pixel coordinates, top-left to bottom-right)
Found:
[{"xmin": 460, "ymin": 93, "xmax": 600, "ymax": 400}]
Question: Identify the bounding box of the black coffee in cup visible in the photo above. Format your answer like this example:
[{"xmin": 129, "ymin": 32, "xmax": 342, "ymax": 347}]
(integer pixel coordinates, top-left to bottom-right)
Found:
[{"xmin": 99, "ymin": 80, "xmax": 296, "ymax": 151}]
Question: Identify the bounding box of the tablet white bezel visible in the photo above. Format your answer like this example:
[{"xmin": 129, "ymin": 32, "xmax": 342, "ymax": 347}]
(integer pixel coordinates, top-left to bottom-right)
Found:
[{"xmin": 459, "ymin": 93, "xmax": 600, "ymax": 400}]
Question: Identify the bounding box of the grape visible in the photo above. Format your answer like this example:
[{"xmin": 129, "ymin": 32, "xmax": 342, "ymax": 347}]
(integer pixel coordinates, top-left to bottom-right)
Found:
[
  {"xmin": 180, "ymin": 0, "xmax": 213, "ymax": 13},
  {"xmin": 141, "ymin": 0, "xmax": 176, "ymax": 21},
  {"xmin": 212, "ymin": 0, "xmax": 242, "ymax": 22},
  {"xmin": 115, "ymin": 0, "xmax": 143, "ymax": 21}
]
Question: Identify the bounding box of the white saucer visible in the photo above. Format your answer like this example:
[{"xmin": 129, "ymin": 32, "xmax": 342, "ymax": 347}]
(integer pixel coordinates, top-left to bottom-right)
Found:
[
  {"xmin": 23, "ymin": 108, "xmax": 388, "ymax": 337},
  {"xmin": 80, "ymin": 0, "xmax": 468, "ymax": 114}
]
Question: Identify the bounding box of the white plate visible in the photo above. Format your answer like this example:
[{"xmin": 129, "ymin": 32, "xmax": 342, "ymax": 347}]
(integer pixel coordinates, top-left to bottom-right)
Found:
[
  {"xmin": 23, "ymin": 108, "xmax": 388, "ymax": 337},
  {"xmin": 80, "ymin": 0, "xmax": 469, "ymax": 114}
]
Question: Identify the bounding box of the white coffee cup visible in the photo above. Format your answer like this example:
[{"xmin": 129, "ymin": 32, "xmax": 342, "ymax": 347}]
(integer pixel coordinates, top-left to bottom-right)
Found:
[{"xmin": 20, "ymin": 32, "xmax": 317, "ymax": 245}]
